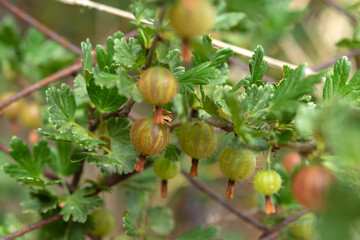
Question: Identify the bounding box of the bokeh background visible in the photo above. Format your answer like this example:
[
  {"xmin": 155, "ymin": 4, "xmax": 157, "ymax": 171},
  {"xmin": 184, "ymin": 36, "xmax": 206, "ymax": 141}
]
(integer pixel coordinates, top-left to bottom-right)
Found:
[{"xmin": 0, "ymin": 0, "xmax": 359, "ymax": 239}]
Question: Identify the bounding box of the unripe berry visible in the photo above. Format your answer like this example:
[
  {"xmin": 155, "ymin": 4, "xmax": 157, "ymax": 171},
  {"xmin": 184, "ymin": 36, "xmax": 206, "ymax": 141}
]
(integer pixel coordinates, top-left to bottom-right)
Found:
[
  {"xmin": 130, "ymin": 117, "xmax": 170, "ymax": 172},
  {"xmin": 0, "ymin": 92, "xmax": 24, "ymax": 120},
  {"xmin": 20, "ymin": 102, "xmax": 42, "ymax": 129},
  {"xmin": 138, "ymin": 67, "xmax": 177, "ymax": 125},
  {"xmin": 153, "ymin": 155, "xmax": 180, "ymax": 198},
  {"xmin": 290, "ymin": 213, "xmax": 317, "ymax": 240},
  {"xmin": 139, "ymin": 67, "xmax": 177, "ymax": 106},
  {"xmin": 219, "ymin": 148, "xmax": 256, "ymax": 199},
  {"xmin": 169, "ymin": 0, "xmax": 215, "ymax": 38},
  {"xmin": 88, "ymin": 209, "xmax": 115, "ymax": 237},
  {"xmin": 254, "ymin": 169, "xmax": 282, "ymax": 214},
  {"xmin": 292, "ymin": 166, "xmax": 334, "ymax": 211},
  {"xmin": 179, "ymin": 121, "xmax": 216, "ymax": 176}
]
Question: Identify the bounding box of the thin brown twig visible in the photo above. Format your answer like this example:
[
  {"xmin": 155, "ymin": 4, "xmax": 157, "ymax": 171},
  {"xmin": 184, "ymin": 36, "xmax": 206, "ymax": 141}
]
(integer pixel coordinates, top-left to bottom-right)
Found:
[
  {"xmin": 311, "ymin": 49, "xmax": 360, "ymax": 71},
  {"xmin": 320, "ymin": 0, "xmax": 357, "ymax": 25},
  {"xmin": 0, "ymin": 213, "xmax": 62, "ymax": 240},
  {"xmin": 181, "ymin": 169, "xmax": 268, "ymax": 231},
  {"xmin": 0, "ymin": 142, "xmax": 9, "ymax": 155},
  {"xmin": 0, "ymin": 60, "xmax": 82, "ymax": 110},
  {"xmin": 0, "ymin": 0, "xmax": 82, "ymax": 55},
  {"xmin": 259, "ymin": 209, "xmax": 309, "ymax": 240}
]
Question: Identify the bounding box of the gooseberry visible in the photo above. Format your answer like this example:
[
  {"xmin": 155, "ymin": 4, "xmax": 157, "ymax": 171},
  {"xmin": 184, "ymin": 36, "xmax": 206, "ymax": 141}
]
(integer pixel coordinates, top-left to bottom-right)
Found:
[
  {"xmin": 289, "ymin": 212, "xmax": 317, "ymax": 240},
  {"xmin": 219, "ymin": 148, "xmax": 256, "ymax": 199},
  {"xmin": 282, "ymin": 152, "xmax": 302, "ymax": 175},
  {"xmin": 88, "ymin": 209, "xmax": 115, "ymax": 237},
  {"xmin": 138, "ymin": 67, "xmax": 177, "ymax": 125},
  {"xmin": 130, "ymin": 117, "xmax": 170, "ymax": 173},
  {"xmin": 169, "ymin": 0, "xmax": 215, "ymax": 38},
  {"xmin": 178, "ymin": 121, "xmax": 216, "ymax": 177},
  {"xmin": 20, "ymin": 102, "xmax": 42, "ymax": 129},
  {"xmin": 0, "ymin": 92, "xmax": 24, "ymax": 120},
  {"xmin": 153, "ymin": 155, "xmax": 180, "ymax": 198},
  {"xmin": 254, "ymin": 169, "xmax": 282, "ymax": 214},
  {"xmin": 292, "ymin": 166, "xmax": 334, "ymax": 211}
]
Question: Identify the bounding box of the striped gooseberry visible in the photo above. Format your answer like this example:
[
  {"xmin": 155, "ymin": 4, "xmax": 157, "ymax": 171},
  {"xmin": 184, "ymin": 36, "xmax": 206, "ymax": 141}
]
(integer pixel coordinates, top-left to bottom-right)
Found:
[
  {"xmin": 169, "ymin": 0, "xmax": 215, "ymax": 61},
  {"xmin": 153, "ymin": 155, "xmax": 180, "ymax": 198},
  {"xmin": 178, "ymin": 121, "xmax": 216, "ymax": 177},
  {"xmin": 88, "ymin": 209, "xmax": 115, "ymax": 237},
  {"xmin": 219, "ymin": 148, "xmax": 256, "ymax": 199},
  {"xmin": 254, "ymin": 169, "xmax": 282, "ymax": 214},
  {"xmin": 289, "ymin": 212, "xmax": 317, "ymax": 240},
  {"xmin": 169, "ymin": 0, "xmax": 215, "ymax": 38},
  {"xmin": 282, "ymin": 152, "xmax": 302, "ymax": 174},
  {"xmin": 292, "ymin": 166, "xmax": 334, "ymax": 211},
  {"xmin": 138, "ymin": 67, "xmax": 177, "ymax": 125},
  {"xmin": 130, "ymin": 117, "xmax": 170, "ymax": 173}
]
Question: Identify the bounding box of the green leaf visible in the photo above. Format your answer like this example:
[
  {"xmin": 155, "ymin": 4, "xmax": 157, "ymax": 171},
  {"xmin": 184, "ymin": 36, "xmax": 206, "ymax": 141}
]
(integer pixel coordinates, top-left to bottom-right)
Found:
[
  {"xmin": 178, "ymin": 62, "xmax": 220, "ymax": 94},
  {"xmin": 157, "ymin": 47, "xmax": 185, "ymax": 78},
  {"xmin": 3, "ymin": 137, "xmax": 52, "ymax": 187},
  {"xmin": 21, "ymin": 189, "xmax": 58, "ymax": 213},
  {"xmin": 81, "ymin": 39, "xmax": 93, "ymax": 74},
  {"xmin": 193, "ymin": 35, "xmax": 233, "ymax": 68},
  {"xmin": 113, "ymin": 37, "xmax": 144, "ymax": 70},
  {"xmin": 177, "ymin": 226, "xmax": 220, "ymax": 240},
  {"xmin": 61, "ymin": 188, "xmax": 103, "ymax": 223},
  {"xmin": 46, "ymin": 84, "xmax": 105, "ymax": 151},
  {"xmin": 164, "ymin": 144, "xmax": 181, "ymax": 162},
  {"xmin": 147, "ymin": 206, "xmax": 174, "ymax": 235},
  {"xmin": 223, "ymin": 91, "xmax": 245, "ymax": 137},
  {"xmin": 213, "ymin": 12, "xmax": 245, "ymax": 30},
  {"xmin": 248, "ymin": 46, "xmax": 267, "ymax": 86},
  {"xmin": 243, "ymin": 84, "xmax": 275, "ymax": 120},
  {"xmin": 270, "ymin": 64, "xmax": 325, "ymax": 120},
  {"xmin": 202, "ymin": 95, "xmax": 222, "ymax": 119},
  {"xmin": 73, "ymin": 74, "xmax": 89, "ymax": 106},
  {"xmin": 323, "ymin": 57, "xmax": 360, "ymax": 102},
  {"xmin": 87, "ymin": 78, "xmax": 127, "ymax": 112},
  {"xmin": 48, "ymin": 141, "xmax": 82, "ymax": 177},
  {"xmin": 96, "ymin": 31, "xmax": 125, "ymax": 72},
  {"xmin": 123, "ymin": 212, "xmax": 137, "ymax": 237},
  {"xmin": 93, "ymin": 68, "xmax": 142, "ymax": 103},
  {"xmin": 76, "ymin": 118, "xmax": 137, "ymax": 174},
  {"xmin": 37, "ymin": 130, "xmax": 106, "ymax": 152}
]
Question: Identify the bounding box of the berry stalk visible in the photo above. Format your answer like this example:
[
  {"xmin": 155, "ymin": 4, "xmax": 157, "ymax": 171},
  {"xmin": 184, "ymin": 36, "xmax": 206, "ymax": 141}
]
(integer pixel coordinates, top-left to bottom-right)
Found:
[
  {"xmin": 189, "ymin": 158, "xmax": 199, "ymax": 177},
  {"xmin": 133, "ymin": 154, "xmax": 147, "ymax": 173},
  {"xmin": 226, "ymin": 180, "xmax": 235, "ymax": 199},
  {"xmin": 265, "ymin": 195, "xmax": 275, "ymax": 214},
  {"xmin": 161, "ymin": 180, "xmax": 168, "ymax": 198}
]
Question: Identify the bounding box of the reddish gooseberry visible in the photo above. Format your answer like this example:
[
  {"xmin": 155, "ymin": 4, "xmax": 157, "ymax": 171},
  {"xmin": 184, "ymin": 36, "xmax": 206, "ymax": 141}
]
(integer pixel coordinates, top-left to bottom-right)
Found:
[
  {"xmin": 130, "ymin": 117, "xmax": 170, "ymax": 173},
  {"xmin": 282, "ymin": 152, "xmax": 302, "ymax": 174},
  {"xmin": 292, "ymin": 166, "xmax": 334, "ymax": 211},
  {"xmin": 138, "ymin": 67, "xmax": 177, "ymax": 125}
]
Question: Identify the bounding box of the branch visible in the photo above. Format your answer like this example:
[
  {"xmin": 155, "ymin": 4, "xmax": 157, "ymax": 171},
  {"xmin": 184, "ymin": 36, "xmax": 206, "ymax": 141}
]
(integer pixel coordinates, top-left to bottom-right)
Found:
[
  {"xmin": 278, "ymin": 141, "xmax": 316, "ymax": 155},
  {"xmin": 0, "ymin": 142, "xmax": 9, "ymax": 155},
  {"xmin": 320, "ymin": 0, "xmax": 356, "ymax": 25},
  {"xmin": 0, "ymin": 60, "xmax": 82, "ymax": 110},
  {"xmin": 181, "ymin": 169, "xmax": 268, "ymax": 231},
  {"xmin": 0, "ymin": 0, "xmax": 81, "ymax": 56},
  {"xmin": 259, "ymin": 209, "xmax": 309, "ymax": 240},
  {"xmin": 52, "ymin": 0, "xmax": 310, "ymax": 74},
  {"xmin": 311, "ymin": 49, "xmax": 360, "ymax": 71},
  {"xmin": 0, "ymin": 213, "xmax": 62, "ymax": 240},
  {"xmin": 88, "ymin": 99, "xmax": 136, "ymax": 132}
]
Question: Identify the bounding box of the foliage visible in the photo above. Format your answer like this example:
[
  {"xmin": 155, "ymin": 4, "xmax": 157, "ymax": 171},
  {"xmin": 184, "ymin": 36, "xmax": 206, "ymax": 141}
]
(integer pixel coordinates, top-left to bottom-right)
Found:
[{"xmin": 0, "ymin": 1, "xmax": 360, "ymax": 240}]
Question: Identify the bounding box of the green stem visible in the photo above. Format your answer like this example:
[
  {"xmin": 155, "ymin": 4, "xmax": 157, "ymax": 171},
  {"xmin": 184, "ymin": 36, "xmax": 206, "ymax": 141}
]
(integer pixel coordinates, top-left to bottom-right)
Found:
[{"xmin": 266, "ymin": 146, "xmax": 272, "ymax": 170}]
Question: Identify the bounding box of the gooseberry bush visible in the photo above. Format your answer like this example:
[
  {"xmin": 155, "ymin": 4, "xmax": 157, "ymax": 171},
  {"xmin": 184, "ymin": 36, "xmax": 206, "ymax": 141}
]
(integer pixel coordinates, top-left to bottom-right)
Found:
[{"xmin": 1, "ymin": 0, "xmax": 360, "ymax": 240}]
